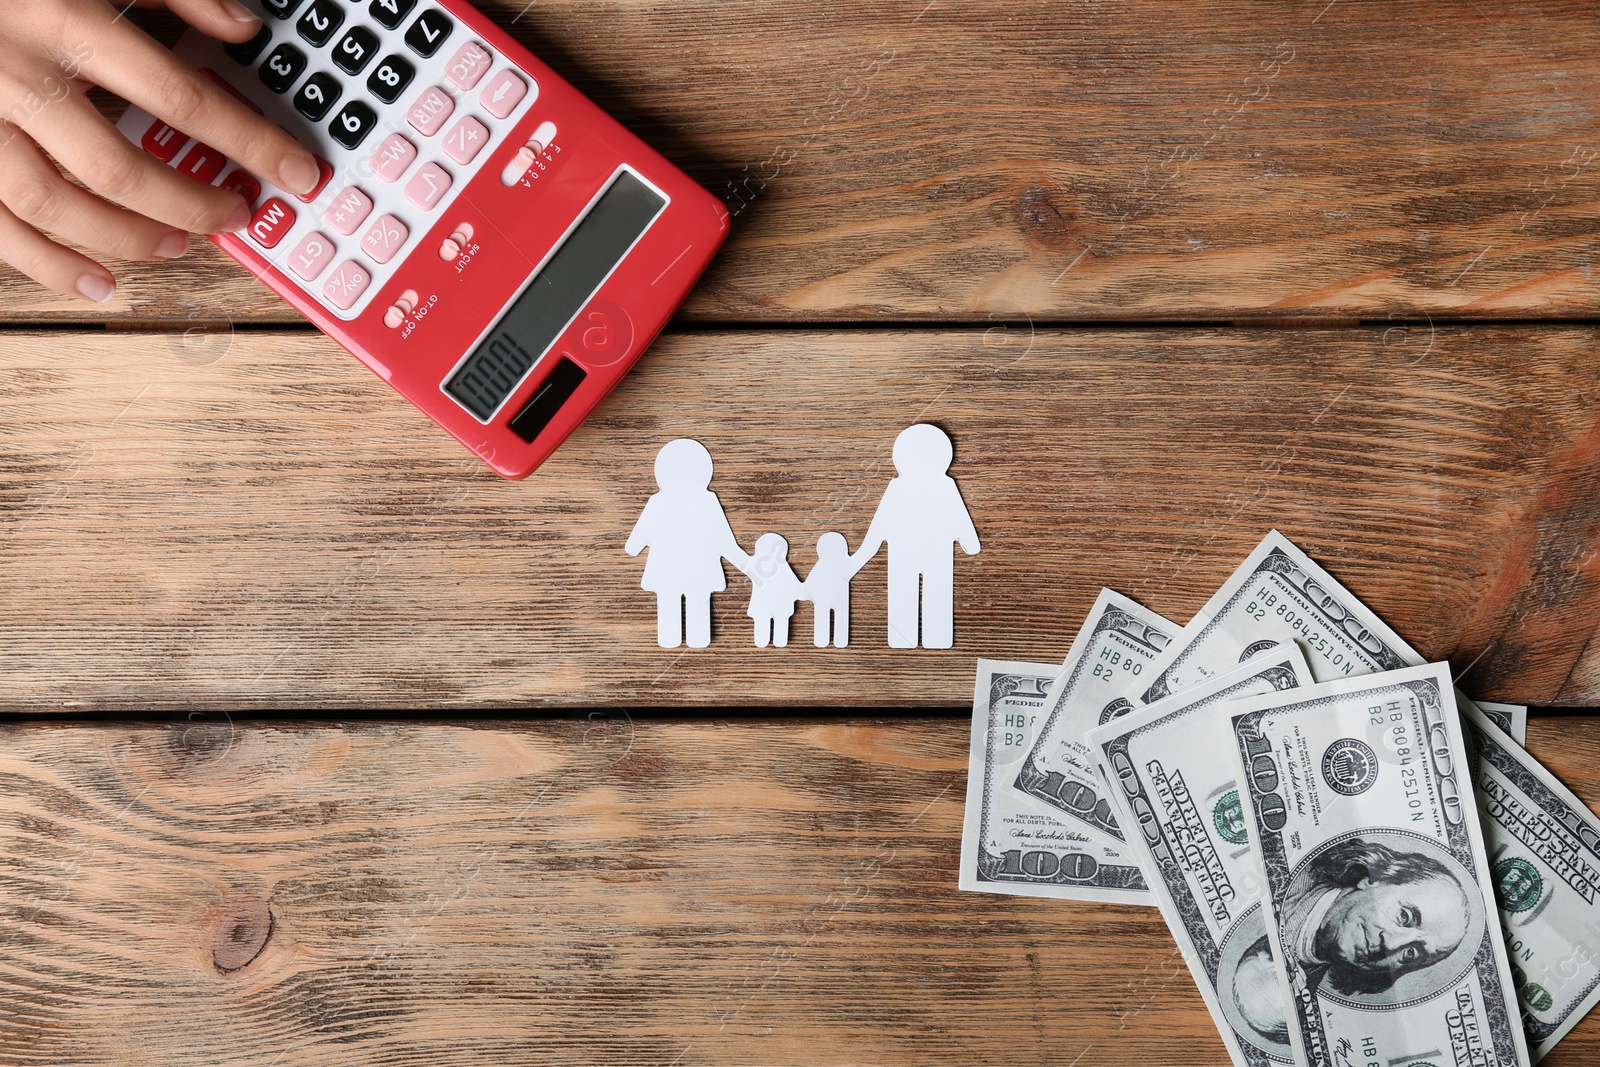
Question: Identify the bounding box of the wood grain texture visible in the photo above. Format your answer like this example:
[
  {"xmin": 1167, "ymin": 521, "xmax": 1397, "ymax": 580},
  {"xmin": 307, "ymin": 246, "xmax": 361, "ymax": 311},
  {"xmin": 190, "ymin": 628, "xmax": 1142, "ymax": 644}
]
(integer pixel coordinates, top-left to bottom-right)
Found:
[
  {"xmin": 0, "ymin": 714, "xmax": 1595, "ymax": 1066},
  {"xmin": 8, "ymin": 0, "xmax": 1600, "ymax": 323},
  {"xmin": 5, "ymin": 326, "xmax": 1600, "ymax": 709}
]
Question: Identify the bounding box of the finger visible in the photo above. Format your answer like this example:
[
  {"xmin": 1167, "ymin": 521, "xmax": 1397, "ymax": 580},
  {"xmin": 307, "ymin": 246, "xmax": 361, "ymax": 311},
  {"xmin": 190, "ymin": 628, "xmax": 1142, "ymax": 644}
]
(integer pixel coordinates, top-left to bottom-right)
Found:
[
  {"xmin": 23, "ymin": 89, "xmax": 252, "ymax": 235},
  {"xmin": 0, "ymin": 199, "xmax": 117, "ymax": 303},
  {"xmin": 75, "ymin": 8, "xmax": 321, "ymax": 196},
  {"xmin": 134, "ymin": 0, "xmax": 267, "ymax": 44},
  {"xmin": 0, "ymin": 128, "xmax": 188, "ymax": 261}
]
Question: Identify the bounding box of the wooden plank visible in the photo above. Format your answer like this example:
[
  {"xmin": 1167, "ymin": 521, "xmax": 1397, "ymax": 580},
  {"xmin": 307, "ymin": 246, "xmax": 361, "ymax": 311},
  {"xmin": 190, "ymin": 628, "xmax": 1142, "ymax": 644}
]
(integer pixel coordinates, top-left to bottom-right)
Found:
[
  {"xmin": 0, "ymin": 714, "xmax": 1596, "ymax": 1064},
  {"xmin": 4, "ymin": 326, "xmax": 1600, "ymax": 708},
  {"xmin": 8, "ymin": 0, "xmax": 1600, "ymax": 323}
]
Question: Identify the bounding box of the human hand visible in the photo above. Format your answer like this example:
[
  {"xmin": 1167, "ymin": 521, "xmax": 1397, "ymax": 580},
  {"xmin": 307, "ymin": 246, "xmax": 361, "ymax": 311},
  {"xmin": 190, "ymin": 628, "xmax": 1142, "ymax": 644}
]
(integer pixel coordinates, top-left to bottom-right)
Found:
[{"xmin": 0, "ymin": 0, "xmax": 322, "ymax": 302}]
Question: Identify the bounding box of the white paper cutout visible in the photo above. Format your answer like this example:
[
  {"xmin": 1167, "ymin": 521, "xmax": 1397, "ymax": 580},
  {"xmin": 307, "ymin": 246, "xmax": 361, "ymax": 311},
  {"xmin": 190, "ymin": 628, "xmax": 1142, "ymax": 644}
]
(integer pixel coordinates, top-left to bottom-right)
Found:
[{"xmin": 626, "ymin": 425, "xmax": 981, "ymax": 649}]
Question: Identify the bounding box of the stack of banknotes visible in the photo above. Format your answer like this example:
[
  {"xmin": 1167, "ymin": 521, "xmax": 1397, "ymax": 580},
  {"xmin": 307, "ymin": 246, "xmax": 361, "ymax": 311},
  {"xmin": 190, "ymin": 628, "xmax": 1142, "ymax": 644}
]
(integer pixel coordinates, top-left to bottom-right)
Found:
[{"xmin": 960, "ymin": 530, "xmax": 1600, "ymax": 1066}]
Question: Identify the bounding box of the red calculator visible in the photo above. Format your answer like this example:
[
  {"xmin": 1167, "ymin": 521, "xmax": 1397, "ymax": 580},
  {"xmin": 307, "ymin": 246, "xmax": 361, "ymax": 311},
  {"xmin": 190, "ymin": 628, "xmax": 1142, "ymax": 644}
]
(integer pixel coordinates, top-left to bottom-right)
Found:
[{"xmin": 116, "ymin": 0, "xmax": 728, "ymax": 479}]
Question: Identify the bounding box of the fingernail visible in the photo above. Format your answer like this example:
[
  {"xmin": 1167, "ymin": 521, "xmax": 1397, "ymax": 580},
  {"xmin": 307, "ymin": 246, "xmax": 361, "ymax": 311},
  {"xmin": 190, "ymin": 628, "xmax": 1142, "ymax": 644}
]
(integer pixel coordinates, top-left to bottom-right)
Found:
[
  {"xmin": 155, "ymin": 231, "xmax": 189, "ymax": 259},
  {"xmin": 221, "ymin": 0, "xmax": 260, "ymax": 22},
  {"xmin": 76, "ymin": 274, "xmax": 116, "ymax": 303},
  {"xmin": 278, "ymin": 154, "xmax": 320, "ymax": 196},
  {"xmin": 219, "ymin": 201, "xmax": 252, "ymax": 234}
]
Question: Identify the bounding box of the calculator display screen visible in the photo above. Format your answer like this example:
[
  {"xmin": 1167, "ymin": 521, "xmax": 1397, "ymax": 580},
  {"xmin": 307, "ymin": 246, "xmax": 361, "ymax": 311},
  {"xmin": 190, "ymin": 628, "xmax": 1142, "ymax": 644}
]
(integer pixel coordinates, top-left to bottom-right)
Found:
[{"xmin": 446, "ymin": 171, "xmax": 668, "ymax": 420}]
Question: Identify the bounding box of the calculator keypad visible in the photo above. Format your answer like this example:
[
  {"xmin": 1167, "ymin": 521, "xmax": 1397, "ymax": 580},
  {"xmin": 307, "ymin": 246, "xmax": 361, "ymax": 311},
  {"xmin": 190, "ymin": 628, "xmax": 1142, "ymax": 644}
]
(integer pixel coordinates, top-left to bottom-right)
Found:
[{"xmin": 128, "ymin": 0, "xmax": 541, "ymax": 321}]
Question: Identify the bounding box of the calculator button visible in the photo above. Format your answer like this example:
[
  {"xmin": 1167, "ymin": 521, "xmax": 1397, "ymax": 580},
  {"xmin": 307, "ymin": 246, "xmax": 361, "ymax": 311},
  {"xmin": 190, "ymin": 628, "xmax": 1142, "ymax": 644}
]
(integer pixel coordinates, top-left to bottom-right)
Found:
[
  {"xmin": 287, "ymin": 231, "xmax": 336, "ymax": 281},
  {"xmin": 259, "ymin": 43, "xmax": 307, "ymax": 94},
  {"xmin": 444, "ymin": 41, "xmax": 493, "ymax": 91},
  {"xmin": 324, "ymin": 186, "xmax": 374, "ymax": 234},
  {"xmin": 293, "ymin": 71, "xmax": 342, "ymax": 121},
  {"xmin": 369, "ymin": 0, "xmax": 417, "ymax": 30},
  {"xmin": 141, "ymin": 120, "xmax": 188, "ymax": 163},
  {"xmin": 480, "ymin": 70, "xmax": 528, "ymax": 119},
  {"xmin": 367, "ymin": 54, "xmax": 414, "ymax": 104},
  {"xmin": 248, "ymin": 198, "xmax": 296, "ymax": 248},
  {"xmin": 296, "ymin": 0, "xmax": 344, "ymax": 47},
  {"xmin": 371, "ymin": 133, "xmax": 417, "ymax": 182},
  {"xmin": 220, "ymin": 169, "xmax": 262, "ymax": 206},
  {"xmin": 175, "ymin": 141, "xmax": 226, "ymax": 185},
  {"xmin": 360, "ymin": 214, "xmax": 408, "ymax": 264},
  {"xmin": 201, "ymin": 69, "xmax": 263, "ymax": 114},
  {"xmin": 330, "ymin": 100, "xmax": 378, "ymax": 149},
  {"xmin": 405, "ymin": 10, "xmax": 453, "ymax": 58},
  {"xmin": 261, "ymin": 0, "xmax": 307, "ymax": 20},
  {"xmin": 406, "ymin": 86, "xmax": 453, "ymax": 136},
  {"xmin": 322, "ymin": 260, "xmax": 372, "ymax": 310},
  {"xmin": 293, "ymin": 157, "xmax": 334, "ymax": 203},
  {"xmin": 404, "ymin": 162, "xmax": 452, "ymax": 210},
  {"xmin": 333, "ymin": 26, "xmax": 380, "ymax": 75},
  {"xmin": 224, "ymin": 24, "xmax": 272, "ymax": 65},
  {"xmin": 441, "ymin": 116, "xmax": 488, "ymax": 165}
]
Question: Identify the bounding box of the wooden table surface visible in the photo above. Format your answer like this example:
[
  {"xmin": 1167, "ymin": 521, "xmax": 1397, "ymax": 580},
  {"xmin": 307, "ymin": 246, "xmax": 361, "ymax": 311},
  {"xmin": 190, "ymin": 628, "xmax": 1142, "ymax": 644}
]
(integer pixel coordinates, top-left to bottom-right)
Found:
[{"xmin": 6, "ymin": 0, "xmax": 1600, "ymax": 1062}]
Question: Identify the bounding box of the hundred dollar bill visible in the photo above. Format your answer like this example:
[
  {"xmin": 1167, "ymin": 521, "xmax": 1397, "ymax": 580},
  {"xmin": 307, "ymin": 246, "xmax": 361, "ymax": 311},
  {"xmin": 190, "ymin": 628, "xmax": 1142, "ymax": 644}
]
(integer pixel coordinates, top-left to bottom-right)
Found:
[
  {"xmin": 1226, "ymin": 663, "xmax": 1530, "ymax": 1067},
  {"xmin": 1087, "ymin": 643, "xmax": 1314, "ymax": 1067},
  {"xmin": 1477, "ymin": 700, "xmax": 1529, "ymax": 747},
  {"xmin": 959, "ymin": 660, "xmax": 1151, "ymax": 904},
  {"xmin": 1012, "ymin": 588, "xmax": 1178, "ymax": 839},
  {"xmin": 1463, "ymin": 703, "xmax": 1600, "ymax": 1060}
]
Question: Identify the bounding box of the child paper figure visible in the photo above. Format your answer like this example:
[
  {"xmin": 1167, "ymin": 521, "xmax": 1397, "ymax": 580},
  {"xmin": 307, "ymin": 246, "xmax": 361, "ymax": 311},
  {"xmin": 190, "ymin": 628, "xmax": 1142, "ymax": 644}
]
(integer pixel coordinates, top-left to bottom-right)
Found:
[
  {"xmin": 803, "ymin": 532, "xmax": 872, "ymax": 647},
  {"xmin": 855, "ymin": 424, "xmax": 981, "ymax": 649},
  {"xmin": 747, "ymin": 533, "xmax": 804, "ymax": 648},
  {"xmin": 626, "ymin": 439, "xmax": 754, "ymax": 649}
]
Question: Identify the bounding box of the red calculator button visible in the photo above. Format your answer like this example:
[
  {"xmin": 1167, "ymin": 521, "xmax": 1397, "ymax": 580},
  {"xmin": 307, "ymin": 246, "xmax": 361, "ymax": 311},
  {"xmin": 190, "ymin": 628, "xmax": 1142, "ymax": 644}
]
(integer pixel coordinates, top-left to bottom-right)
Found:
[
  {"xmin": 324, "ymin": 186, "xmax": 374, "ymax": 235},
  {"xmin": 442, "ymin": 116, "xmax": 488, "ymax": 165},
  {"xmin": 247, "ymin": 197, "xmax": 296, "ymax": 247},
  {"xmin": 294, "ymin": 157, "xmax": 334, "ymax": 203},
  {"xmin": 200, "ymin": 68, "xmax": 263, "ymax": 115},
  {"xmin": 141, "ymin": 120, "xmax": 188, "ymax": 163},
  {"xmin": 322, "ymin": 260, "xmax": 371, "ymax": 310},
  {"xmin": 406, "ymin": 86, "xmax": 454, "ymax": 136},
  {"xmin": 287, "ymin": 231, "xmax": 336, "ymax": 281},
  {"xmin": 444, "ymin": 41, "xmax": 493, "ymax": 91},
  {"xmin": 372, "ymin": 134, "xmax": 417, "ymax": 182},
  {"xmin": 404, "ymin": 162, "xmax": 452, "ymax": 210},
  {"xmin": 480, "ymin": 70, "xmax": 529, "ymax": 120},
  {"xmin": 360, "ymin": 213, "xmax": 408, "ymax": 264},
  {"xmin": 175, "ymin": 141, "xmax": 226, "ymax": 185},
  {"xmin": 219, "ymin": 168, "xmax": 262, "ymax": 205}
]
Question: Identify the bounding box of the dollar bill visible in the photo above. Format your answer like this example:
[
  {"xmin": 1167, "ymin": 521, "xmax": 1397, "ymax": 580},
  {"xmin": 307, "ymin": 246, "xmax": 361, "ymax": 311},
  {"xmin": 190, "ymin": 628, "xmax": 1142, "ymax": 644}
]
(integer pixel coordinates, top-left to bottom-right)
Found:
[
  {"xmin": 1226, "ymin": 663, "xmax": 1530, "ymax": 1067},
  {"xmin": 1463, "ymin": 702, "xmax": 1600, "ymax": 1060},
  {"xmin": 1012, "ymin": 588, "xmax": 1179, "ymax": 840},
  {"xmin": 959, "ymin": 660, "xmax": 1152, "ymax": 904},
  {"xmin": 1478, "ymin": 700, "xmax": 1529, "ymax": 747},
  {"xmin": 1088, "ymin": 643, "xmax": 1314, "ymax": 1067}
]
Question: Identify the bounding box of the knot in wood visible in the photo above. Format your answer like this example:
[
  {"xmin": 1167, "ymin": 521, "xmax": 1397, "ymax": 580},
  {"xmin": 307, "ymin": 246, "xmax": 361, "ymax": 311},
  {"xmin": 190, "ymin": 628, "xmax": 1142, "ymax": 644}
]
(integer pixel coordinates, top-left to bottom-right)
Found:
[
  {"xmin": 1013, "ymin": 183, "xmax": 1078, "ymax": 250},
  {"xmin": 211, "ymin": 897, "xmax": 274, "ymax": 974}
]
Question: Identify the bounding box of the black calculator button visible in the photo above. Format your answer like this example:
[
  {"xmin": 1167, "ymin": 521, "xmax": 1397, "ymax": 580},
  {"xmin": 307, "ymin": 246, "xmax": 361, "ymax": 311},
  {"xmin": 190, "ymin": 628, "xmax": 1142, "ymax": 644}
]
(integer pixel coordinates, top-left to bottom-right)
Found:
[
  {"xmin": 261, "ymin": 0, "xmax": 307, "ymax": 20},
  {"xmin": 404, "ymin": 10, "xmax": 453, "ymax": 57},
  {"xmin": 368, "ymin": 0, "xmax": 417, "ymax": 30},
  {"xmin": 332, "ymin": 26, "xmax": 380, "ymax": 75},
  {"xmin": 296, "ymin": 0, "xmax": 345, "ymax": 47},
  {"xmin": 330, "ymin": 101, "xmax": 378, "ymax": 149},
  {"xmin": 224, "ymin": 24, "xmax": 272, "ymax": 65},
  {"xmin": 293, "ymin": 71, "xmax": 343, "ymax": 121},
  {"xmin": 259, "ymin": 43, "xmax": 307, "ymax": 94},
  {"xmin": 367, "ymin": 55, "xmax": 415, "ymax": 104}
]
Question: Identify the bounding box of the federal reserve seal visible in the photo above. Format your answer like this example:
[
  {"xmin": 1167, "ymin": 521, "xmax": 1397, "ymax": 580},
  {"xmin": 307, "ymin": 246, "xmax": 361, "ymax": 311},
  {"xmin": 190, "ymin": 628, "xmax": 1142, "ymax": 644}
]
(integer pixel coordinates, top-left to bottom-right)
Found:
[
  {"xmin": 1493, "ymin": 857, "xmax": 1544, "ymax": 914},
  {"xmin": 1098, "ymin": 697, "xmax": 1136, "ymax": 726},
  {"xmin": 1321, "ymin": 738, "xmax": 1379, "ymax": 795},
  {"xmin": 1212, "ymin": 789, "xmax": 1247, "ymax": 846},
  {"xmin": 1239, "ymin": 640, "xmax": 1278, "ymax": 661}
]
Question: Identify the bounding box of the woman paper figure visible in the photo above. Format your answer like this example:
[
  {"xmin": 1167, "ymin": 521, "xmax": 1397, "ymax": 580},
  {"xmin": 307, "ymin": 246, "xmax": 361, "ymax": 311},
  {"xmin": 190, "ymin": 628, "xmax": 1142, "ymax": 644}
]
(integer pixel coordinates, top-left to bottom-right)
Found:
[
  {"xmin": 855, "ymin": 424, "xmax": 981, "ymax": 649},
  {"xmin": 747, "ymin": 533, "xmax": 804, "ymax": 648},
  {"xmin": 625, "ymin": 439, "xmax": 753, "ymax": 648},
  {"xmin": 802, "ymin": 532, "xmax": 872, "ymax": 647}
]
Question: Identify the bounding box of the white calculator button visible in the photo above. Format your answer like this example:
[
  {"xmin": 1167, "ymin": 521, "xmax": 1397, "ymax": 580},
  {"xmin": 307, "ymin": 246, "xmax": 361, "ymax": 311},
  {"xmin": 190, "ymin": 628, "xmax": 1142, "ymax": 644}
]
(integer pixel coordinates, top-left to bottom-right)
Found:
[
  {"xmin": 406, "ymin": 86, "xmax": 454, "ymax": 136},
  {"xmin": 361, "ymin": 213, "xmax": 409, "ymax": 264},
  {"xmin": 404, "ymin": 162, "xmax": 452, "ymax": 210},
  {"xmin": 324, "ymin": 186, "xmax": 374, "ymax": 235},
  {"xmin": 323, "ymin": 261, "xmax": 371, "ymax": 310},
  {"xmin": 372, "ymin": 133, "xmax": 418, "ymax": 182},
  {"xmin": 479, "ymin": 70, "xmax": 529, "ymax": 120},
  {"xmin": 287, "ymin": 231, "xmax": 336, "ymax": 281},
  {"xmin": 441, "ymin": 116, "xmax": 488, "ymax": 165},
  {"xmin": 444, "ymin": 41, "xmax": 493, "ymax": 91}
]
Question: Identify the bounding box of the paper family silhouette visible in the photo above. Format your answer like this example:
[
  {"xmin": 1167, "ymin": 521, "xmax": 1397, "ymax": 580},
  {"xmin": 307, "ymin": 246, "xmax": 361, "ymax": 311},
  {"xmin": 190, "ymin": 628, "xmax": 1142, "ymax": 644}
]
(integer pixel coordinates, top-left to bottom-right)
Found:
[{"xmin": 625, "ymin": 424, "xmax": 981, "ymax": 650}]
